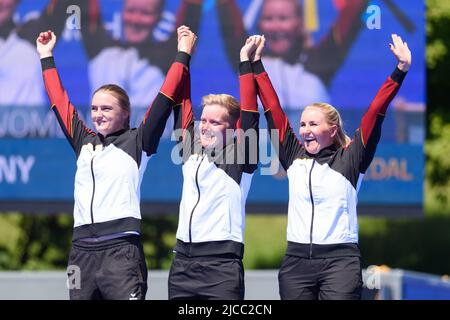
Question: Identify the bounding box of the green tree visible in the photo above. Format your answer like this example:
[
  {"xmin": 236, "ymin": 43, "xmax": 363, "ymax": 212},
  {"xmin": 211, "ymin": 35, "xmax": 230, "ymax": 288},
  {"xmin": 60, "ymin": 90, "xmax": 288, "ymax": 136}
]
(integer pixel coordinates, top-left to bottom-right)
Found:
[
  {"xmin": 425, "ymin": 0, "xmax": 450, "ymax": 214},
  {"xmin": 427, "ymin": 0, "xmax": 450, "ymax": 120},
  {"xmin": 0, "ymin": 214, "xmax": 178, "ymax": 271}
]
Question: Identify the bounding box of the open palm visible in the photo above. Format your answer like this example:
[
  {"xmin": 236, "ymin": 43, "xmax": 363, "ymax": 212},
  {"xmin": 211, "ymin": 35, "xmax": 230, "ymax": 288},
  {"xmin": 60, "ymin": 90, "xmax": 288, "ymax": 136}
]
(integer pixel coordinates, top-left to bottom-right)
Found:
[{"xmin": 389, "ymin": 34, "xmax": 411, "ymax": 72}]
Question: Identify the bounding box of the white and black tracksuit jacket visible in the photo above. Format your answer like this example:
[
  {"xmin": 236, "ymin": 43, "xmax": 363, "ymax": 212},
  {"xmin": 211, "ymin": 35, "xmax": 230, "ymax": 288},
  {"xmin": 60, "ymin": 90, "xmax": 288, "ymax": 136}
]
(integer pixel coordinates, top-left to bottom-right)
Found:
[
  {"xmin": 172, "ymin": 60, "xmax": 260, "ymax": 258},
  {"xmin": 255, "ymin": 60, "xmax": 407, "ymax": 258},
  {"xmin": 41, "ymin": 52, "xmax": 190, "ymax": 240}
]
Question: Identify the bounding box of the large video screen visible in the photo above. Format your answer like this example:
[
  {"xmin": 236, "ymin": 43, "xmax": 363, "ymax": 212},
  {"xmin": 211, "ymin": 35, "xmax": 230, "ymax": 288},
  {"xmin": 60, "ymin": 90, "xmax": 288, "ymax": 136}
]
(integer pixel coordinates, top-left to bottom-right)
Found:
[{"xmin": 0, "ymin": 0, "xmax": 425, "ymax": 215}]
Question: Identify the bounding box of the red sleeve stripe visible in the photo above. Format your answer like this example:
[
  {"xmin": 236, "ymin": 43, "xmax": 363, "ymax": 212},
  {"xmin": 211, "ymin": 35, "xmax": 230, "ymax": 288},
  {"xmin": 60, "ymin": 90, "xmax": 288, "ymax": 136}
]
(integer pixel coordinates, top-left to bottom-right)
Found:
[
  {"xmin": 181, "ymin": 100, "xmax": 193, "ymax": 131},
  {"xmin": 360, "ymin": 76, "xmax": 400, "ymax": 146},
  {"xmin": 239, "ymin": 73, "xmax": 257, "ymax": 112},
  {"xmin": 160, "ymin": 62, "xmax": 188, "ymax": 103},
  {"xmin": 179, "ymin": 74, "xmax": 193, "ymax": 131},
  {"xmin": 44, "ymin": 68, "xmax": 75, "ymax": 137},
  {"xmin": 255, "ymin": 72, "xmax": 290, "ymax": 144}
]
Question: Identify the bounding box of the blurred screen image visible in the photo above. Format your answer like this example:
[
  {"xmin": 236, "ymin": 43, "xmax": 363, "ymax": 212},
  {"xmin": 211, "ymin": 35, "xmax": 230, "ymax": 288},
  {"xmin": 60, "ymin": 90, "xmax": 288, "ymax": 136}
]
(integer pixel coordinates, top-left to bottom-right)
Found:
[{"xmin": 0, "ymin": 0, "xmax": 425, "ymax": 214}]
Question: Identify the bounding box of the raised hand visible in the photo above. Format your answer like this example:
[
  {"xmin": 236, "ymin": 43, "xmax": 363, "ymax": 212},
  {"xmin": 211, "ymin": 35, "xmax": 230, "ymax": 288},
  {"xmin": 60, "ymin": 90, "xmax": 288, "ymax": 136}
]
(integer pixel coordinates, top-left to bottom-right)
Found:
[
  {"xmin": 36, "ymin": 30, "xmax": 56, "ymax": 59},
  {"xmin": 253, "ymin": 35, "xmax": 266, "ymax": 62},
  {"xmin": 389, "ymin": 34, "xmax": 411, "ymax": 72},
  {"xmin": 240, "ymin": 35, "xmax": 261, "ymax": 62},
  {"xmin": 177, "ymin": 25, "xmax": 197, "ymax": 55}
]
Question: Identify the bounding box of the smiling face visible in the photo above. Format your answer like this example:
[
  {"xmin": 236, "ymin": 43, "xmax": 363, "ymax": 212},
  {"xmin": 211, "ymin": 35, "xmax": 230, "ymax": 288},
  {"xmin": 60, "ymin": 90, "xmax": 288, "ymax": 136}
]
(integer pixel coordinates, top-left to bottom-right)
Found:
[
  {"xmin": 258, "ymin": 0, "xmax": 303, "ymax": 56},
  {"xmin": 300, "ymin": 107, "xmax": 337, "ymax": 154},
  {"xmin": 199, "ymin": 104, "xmax": 234, "ymax": 149},
  {"xmin": 91, "ymin": 90, "xmax": 129, "ymax": 136},
  {"xmin": 123, "ymin": 0, "xmax": 162, "ymax": 44}
]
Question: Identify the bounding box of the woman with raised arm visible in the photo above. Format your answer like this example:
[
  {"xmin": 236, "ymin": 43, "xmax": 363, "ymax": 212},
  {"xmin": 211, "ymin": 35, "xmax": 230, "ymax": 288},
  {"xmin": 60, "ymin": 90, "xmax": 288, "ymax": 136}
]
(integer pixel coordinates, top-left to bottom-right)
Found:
[
  {"xmin": 36, "ymin": 26, "xmax": 195, "ymax": 300},
  {"xmin": 254, "ymin": 34, "xmax": 411, "ymax": 299},
  {"xmin": 167, "ymin": 35, "xmax": 262, "ymax": 300}
]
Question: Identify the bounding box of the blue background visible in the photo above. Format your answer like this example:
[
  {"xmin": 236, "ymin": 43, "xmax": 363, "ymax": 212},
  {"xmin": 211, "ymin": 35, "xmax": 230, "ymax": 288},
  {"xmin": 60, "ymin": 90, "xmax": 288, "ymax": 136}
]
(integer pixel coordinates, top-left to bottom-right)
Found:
[
  {"xmin": 1, "ymin": 0, "xmax": 425, "ymax": 213},
  {"xmin": 12, "ymin": 0, "xmax": 425, "ymax": 109}
]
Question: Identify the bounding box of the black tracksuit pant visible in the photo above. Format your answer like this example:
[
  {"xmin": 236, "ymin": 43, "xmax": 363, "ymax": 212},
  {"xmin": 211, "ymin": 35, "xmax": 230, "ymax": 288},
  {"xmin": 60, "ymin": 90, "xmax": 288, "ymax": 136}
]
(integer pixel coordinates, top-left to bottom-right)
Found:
[
  {"xmin": 67, "ymin": 235, "xmax": 148, "ymax": 300},
  {"xmin": 168, "ymin": 252, "xmax": 244, "ymax": 300},
  {"xmin": 278, "ymin": 255, "xmax": 363, "ymax": 300}
]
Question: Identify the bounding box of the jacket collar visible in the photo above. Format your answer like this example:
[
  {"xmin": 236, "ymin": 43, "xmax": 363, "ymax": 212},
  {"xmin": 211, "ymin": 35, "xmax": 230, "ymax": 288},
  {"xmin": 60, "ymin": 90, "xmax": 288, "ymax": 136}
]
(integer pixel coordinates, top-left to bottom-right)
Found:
[
  {"xmin": 97, "ymin": 127, "xmax": 129, "ymax": 145},
  {"xmin": 306, "ymin": 144, "xmax": 337, "ymax": 164},
  {"xmin": 202, "ymin": 137, "xmax": 236, "ymax": 163}
]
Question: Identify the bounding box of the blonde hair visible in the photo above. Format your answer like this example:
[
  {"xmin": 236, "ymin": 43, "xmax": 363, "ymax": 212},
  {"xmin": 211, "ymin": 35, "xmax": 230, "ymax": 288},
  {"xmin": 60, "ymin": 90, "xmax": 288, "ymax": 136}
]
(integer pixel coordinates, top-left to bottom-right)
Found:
[
  {"xmin": 303, "ymin": 103, "xmax": 351, "ymax": 148},
  {"xmin": 202, "ymin": 94, "xmax": 240, "ymax": 127}
]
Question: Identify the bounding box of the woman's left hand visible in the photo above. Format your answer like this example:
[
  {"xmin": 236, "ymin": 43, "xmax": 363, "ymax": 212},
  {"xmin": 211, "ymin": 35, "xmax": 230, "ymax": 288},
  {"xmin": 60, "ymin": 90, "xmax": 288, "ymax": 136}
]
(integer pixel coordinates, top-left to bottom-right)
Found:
[{"xmin": 389, "ymin": 34, "xmax": 412, "ymax": 72}]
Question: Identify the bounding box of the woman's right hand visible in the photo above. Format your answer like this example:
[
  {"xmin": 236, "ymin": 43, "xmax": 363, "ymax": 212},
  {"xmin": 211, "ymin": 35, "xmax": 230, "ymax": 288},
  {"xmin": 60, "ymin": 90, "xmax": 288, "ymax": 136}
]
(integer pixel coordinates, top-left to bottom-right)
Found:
[
  {"xmin": 240, "ymin": 35, "xmax": 260, "ymax": 62},
  {"xmin": 389, "ymin": 34, "xmax": 411, "ymax": 72},
  {"xmin": 240, "ymin": 35, "xmax": 265, "ymax": 62},
  {"xmin": 177, "ymin": 25, "xmax": 197, "ymax": 55},
  {"xmin": 36, "ymin": 30, "xmax": 56, "ymax": 59}
]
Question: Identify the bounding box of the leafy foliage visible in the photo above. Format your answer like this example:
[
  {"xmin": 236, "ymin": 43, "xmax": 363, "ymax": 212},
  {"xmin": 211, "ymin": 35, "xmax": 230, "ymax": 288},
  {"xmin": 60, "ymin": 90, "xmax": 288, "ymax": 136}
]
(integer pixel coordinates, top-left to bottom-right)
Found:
[
  {"xmin": 426, "ymin": 0, "xmax": 450, "ymax": 120},
  {"xmin": 425, "ymin": 0, "xmax": 450, "ymax": 214}
]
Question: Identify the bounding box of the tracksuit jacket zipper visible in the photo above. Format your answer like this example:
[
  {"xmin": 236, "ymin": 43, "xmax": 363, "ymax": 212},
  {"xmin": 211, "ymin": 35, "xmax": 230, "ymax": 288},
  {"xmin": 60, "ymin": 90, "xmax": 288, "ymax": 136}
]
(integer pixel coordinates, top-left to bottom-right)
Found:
[
  {"xmin": 308, "ymin": 160, "xmax": 315, "ymax": 258},
  {"xmin": 90, "ymin": 156, "xmax": 96, "ymax": 224},
  {"xmin": 188, "ymin": 154, "xmax": 205, "ymax": 255}
]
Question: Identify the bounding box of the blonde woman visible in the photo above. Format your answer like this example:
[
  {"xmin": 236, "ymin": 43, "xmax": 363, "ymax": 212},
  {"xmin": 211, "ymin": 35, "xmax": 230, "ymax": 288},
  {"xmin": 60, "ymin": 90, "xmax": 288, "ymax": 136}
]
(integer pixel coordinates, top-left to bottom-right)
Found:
[
  {"xmin": 255, "ymin": 34, "xmax": 411, "ymax": 299},
  {"xmin": 168, "ymin": 35, "xmax": 263, "ymax": 300},
  {"xmin": 36, "ymin": 26, "xmax": 195, "ymax": 299}
]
